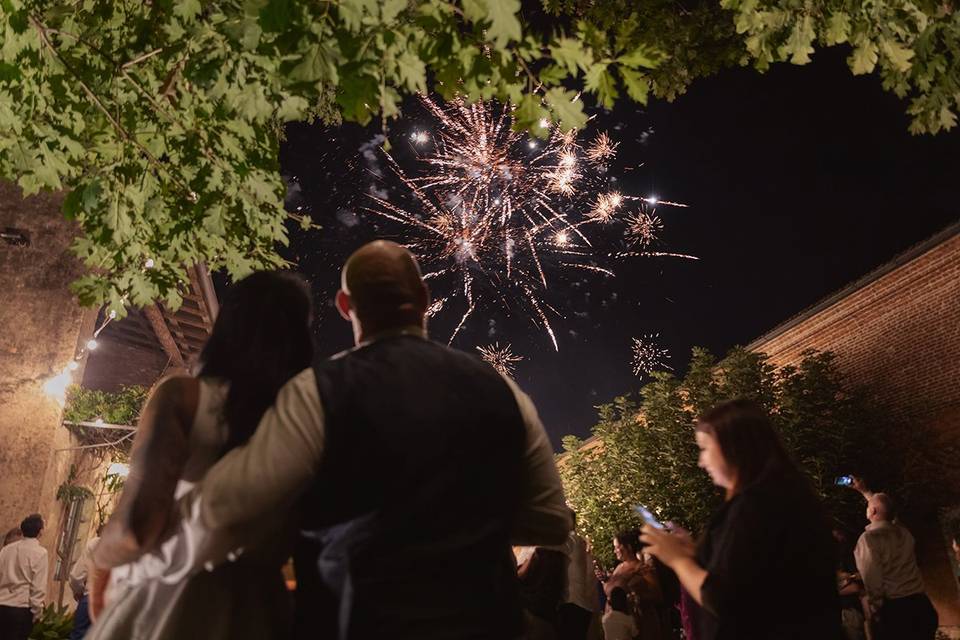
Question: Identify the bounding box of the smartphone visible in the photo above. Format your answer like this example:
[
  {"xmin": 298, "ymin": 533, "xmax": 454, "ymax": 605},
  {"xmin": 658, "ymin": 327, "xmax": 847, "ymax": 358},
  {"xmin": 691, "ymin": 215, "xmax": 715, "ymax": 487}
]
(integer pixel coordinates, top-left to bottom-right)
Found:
[
  {"xmin": 835, "ymin": 475, "xmax": 854, "ymax": 486},
  {"xmin": 634, "ymin": 504, "xmax": 666, "ymax": 530}
]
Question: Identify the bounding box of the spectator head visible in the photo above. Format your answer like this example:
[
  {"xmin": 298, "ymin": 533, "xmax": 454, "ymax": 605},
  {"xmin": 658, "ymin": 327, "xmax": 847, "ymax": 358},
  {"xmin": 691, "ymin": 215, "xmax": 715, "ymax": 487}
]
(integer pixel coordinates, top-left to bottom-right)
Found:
[
  {"xmin": 20, "ymin": 514, "xmax": 43, "ymax": 538},
  {"xmin": 198, "ymin": 270, "xmax": 314, "ymax": 453},
  {"xmin": 613, "ymin": 528, "xmax": 641, "ymax": 561},
  {"xmin": 867, "ymin": 493, "xmax": 896, "ymax": 523},
  {"xmin": 2, "ymin": 527, "xmax": 22, "ymax": 547},
  {"xmin": 609, "ymin": 587, "xmax": 630, "ymax": 613},
  {"xmin": 337, "ymin": 240, "xmax": 429, "ymax": 344},
  {"xmin": 695, "ymin": 398, "xmax": 794, "ymax": 498}
]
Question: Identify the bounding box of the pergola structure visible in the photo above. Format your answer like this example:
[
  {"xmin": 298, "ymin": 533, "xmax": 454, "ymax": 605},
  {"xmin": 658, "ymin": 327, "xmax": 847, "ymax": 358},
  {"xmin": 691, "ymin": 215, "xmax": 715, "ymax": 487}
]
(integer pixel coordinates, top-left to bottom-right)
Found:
[{"xmin": 96, "ymin": 263, "xmax": 219, "ymax": 369}]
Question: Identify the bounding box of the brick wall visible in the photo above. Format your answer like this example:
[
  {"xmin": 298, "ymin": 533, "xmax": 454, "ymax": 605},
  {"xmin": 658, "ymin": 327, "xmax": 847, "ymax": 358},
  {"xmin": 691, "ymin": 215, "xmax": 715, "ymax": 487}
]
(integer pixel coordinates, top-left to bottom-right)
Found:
[
  {"xmin": 750, "ymin": 223, "xmax": 960, "ymax": 627},
  {"xmin": 0, "ymin": 181, "xmax": 99, "ymax": 605}
]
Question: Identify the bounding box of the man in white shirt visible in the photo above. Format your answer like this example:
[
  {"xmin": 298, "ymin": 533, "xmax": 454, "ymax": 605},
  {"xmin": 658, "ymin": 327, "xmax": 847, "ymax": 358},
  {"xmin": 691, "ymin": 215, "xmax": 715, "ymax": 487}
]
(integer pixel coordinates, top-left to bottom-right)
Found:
[
  {"xmin": 558, "ymin": 522, "xmax": 598, "ymax": 640},
  {"xmin": 854, "ymin": 493, "xmax": 937, "ymax": 640},
  {"xmin": 68, "ymin": 535, "xmax": 99, "ymax": 640},
  {"xmin": 197, "ymin": 240, "xmax": 572, "ymax": 638},
  {"xmin": 0, "ymin": 514, "xmax": 47, "ymax": 640}
]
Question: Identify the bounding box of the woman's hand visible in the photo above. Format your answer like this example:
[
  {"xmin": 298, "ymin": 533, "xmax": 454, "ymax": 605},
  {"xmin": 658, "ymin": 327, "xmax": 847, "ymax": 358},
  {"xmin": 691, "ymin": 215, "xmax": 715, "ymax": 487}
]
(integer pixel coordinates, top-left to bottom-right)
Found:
[
  {"xmin": 88, "ymin": 566, "xmax": 111, "ymax": 621},
  {"xmin": 640, "ymin": 524, "xmax": 695, "ymax": 570}
]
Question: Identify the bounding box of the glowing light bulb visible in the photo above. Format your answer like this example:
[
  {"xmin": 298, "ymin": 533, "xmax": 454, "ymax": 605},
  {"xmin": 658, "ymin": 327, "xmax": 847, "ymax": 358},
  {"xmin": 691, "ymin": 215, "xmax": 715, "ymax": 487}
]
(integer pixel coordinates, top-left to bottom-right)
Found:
[
  {"xmin": 647, "ymin": 195, "xmax": 658, "ymax": 205},
  {"xmin": 86, "ymin": 339, "xmax": 98, "ymax": 350},
  {"xmin": 108, "ymin": 310, "xmax": 117, "ymax": 319},
  {"xmin": 527, "ymin": 140, "xmax": 537, "ymax": 149},
  {"xmin": 145, "ymin": 258, "xmax": 155, "ymax": 269},
  {"xmin": 538, "ymin": 118, "xmax": 550, "ymax": 129},
  {"xmin": 43, "ymin": 370, "xmax": 72, "ymax": 405},
  {"xmin": 67, "ymin": 361, "xmax": 79, "ymax": 371}
]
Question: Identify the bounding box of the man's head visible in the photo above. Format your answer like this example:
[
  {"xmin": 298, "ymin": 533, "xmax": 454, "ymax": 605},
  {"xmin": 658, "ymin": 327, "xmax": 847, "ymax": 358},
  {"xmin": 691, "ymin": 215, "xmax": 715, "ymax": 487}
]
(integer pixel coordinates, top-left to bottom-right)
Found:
[
  {"xmin": 336, "ymin": 240, "xmax": 429, "ymax": 343},
  {"xmin": 19, "ymin": 514, "xmax": 43, "ymax": 539},
  {"xmin": 866, "ymin": 493, "xmax": 896, "ymax": 524}
]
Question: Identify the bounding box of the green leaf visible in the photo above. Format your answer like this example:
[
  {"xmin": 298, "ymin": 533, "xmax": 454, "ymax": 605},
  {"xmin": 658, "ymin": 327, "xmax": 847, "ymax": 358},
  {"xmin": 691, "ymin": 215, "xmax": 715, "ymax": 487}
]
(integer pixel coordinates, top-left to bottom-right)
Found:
[
  {"xmin": 550, "ymin": 37, "xmax": 592, "ymax": 76},
  {"xmin": 849, "ymin": 40, "xmax": 878, "ymax": 75},
  {"xmin": 379, "ymin": 0, "xmax": 407, "ymax": 23},
  {"xmin": 339, "ymin": 0, "xmax": 377, "ymax": 32},
  {"xmin": 538, "ymin": 64, "xmax": 567, "ymax": 85},
  {"xmin": 336, "ymin": 70, "xmax": 379, "ymax": 124},
  {"xmin": 618, "ymin": 67, "xmax": 649, "ymax": 104},
  {"xmin": 172, "ymin": 0, "xmax": 202, "ymax": 21},
  {"xmin": 290, "ymin": 44, "xmax": 339, "ymax": 84},
  {"xmin": 617, "ymin": 46, "xmax": 658, "ymax": 70},
  {"xmin": 584, "ymin": 61, "xmax": 618, "ymax": 108},
  {"xmin": 514, "ymin": 93, "xmax": 548, "ymax": 135},
  {"xmin": 277, "ymin": 96, "xmax": 309, "ymax": 121},
  {"xmin": 779, "ymin": 15, "xmax": 815, "ymax": 65},
  {"xmin": 396, "ymin": 50, "xmax": 427, "ymax": 93},
  {"xmin": 479, "ymin": 0, "xmax": 522, "ymax": 49},
  {"xmin": 824, "ymin": 12, "xmax": 851, "ymax": 46},
  {"xmin": 879, "ymin": 37, "xmax": 914, "ymax": 73},
  {"xmin": 259, "ymin": 0, "xmax": 293, "ymax": 32},
  {"xmin": 544, "ymin": 87, "xmax": 588, "ymax": 131}
]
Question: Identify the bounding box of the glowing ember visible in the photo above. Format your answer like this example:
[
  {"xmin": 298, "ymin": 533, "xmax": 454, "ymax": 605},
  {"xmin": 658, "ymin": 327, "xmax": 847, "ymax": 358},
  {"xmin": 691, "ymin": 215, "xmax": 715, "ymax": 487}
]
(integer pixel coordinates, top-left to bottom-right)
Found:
[{"xmin": 477, "ymin": 342, "xmax": 523, "ymax": 377}]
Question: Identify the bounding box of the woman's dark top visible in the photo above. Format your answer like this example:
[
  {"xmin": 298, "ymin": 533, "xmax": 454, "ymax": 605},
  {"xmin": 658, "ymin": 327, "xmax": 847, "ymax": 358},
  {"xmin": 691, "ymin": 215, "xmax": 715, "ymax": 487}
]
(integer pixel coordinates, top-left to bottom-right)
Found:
[{"xmin": 694, "ymin": 469, "xmax": 843, "ymax": 640}]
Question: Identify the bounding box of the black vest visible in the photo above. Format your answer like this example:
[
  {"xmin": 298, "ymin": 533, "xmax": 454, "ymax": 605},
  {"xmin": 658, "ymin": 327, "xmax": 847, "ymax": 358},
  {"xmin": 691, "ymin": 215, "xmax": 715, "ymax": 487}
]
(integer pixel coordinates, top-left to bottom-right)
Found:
[{"xmin": 295, "ymin": 334, "xmax": 527, "ymax": 640}]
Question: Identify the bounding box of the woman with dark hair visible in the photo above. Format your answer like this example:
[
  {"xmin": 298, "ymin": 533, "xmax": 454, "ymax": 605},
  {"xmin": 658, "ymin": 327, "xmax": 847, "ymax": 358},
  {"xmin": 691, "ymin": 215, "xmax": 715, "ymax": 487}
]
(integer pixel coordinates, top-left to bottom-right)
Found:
[
  {"xmin": 86, "ymin": 271, "xmax": 313, "ymax": 640},
  {"xmin": 599, "ymin": 529, "xmax": 663, "ymax": 639},
  {"xmin": 642, "ymin": 398, "xmax": 842, "ymax": 640}
]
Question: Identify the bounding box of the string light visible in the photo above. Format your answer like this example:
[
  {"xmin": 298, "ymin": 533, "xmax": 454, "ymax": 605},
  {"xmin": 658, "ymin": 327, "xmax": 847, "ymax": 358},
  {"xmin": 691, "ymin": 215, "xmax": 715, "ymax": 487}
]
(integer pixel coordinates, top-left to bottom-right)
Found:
[{"xmin": 43, "ymin": 311, "xmax": 116, "ymax": 405}]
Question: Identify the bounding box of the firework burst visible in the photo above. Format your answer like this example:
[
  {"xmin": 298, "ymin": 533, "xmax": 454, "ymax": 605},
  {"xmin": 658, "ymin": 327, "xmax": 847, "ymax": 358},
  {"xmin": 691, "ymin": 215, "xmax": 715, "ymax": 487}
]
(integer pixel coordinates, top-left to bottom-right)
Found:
[
  {"xmin": 366, "ymin": 96, "xmax": 693, "ymax": 349},
  {"xmin": 477, "ymin": 342, "xmax": 523, "ymax": 377},
  {"xmin": 632, "ymin": 334, "xmax": 672, "ymax": 376}
]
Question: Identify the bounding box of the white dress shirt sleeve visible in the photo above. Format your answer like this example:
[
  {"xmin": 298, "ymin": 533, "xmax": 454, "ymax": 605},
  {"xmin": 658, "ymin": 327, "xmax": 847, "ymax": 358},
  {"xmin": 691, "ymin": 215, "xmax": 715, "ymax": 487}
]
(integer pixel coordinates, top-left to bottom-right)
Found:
[
  {"xmin": 501, "ymin": 376, "xmax": 573, "ymax": 546},
  {"xmin": 29, "ymin": 548, "xmax": 47, "ymax": 618},
  {"xmin": 200, "ymin": 368, "xmax": 325, "ymax": 529}
]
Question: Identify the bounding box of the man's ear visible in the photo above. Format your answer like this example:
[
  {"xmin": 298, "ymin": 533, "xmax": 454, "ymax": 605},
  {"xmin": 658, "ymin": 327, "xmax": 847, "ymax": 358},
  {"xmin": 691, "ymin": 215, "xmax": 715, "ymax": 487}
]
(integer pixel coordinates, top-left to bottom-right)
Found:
[{"xmin": 335, "ymin": 289, "xmax": 352, "ymax": 321}]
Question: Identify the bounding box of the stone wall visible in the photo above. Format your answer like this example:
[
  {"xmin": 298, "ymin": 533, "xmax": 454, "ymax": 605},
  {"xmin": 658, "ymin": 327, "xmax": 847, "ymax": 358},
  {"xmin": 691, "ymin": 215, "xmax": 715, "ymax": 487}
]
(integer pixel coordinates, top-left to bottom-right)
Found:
[
  {"xmin": 0, "ymin": 181, "xmax": 96, "ymax": 606},
  {"xmin": 750, "ymin": 223, "xmax": 960, "ymax": 627}
]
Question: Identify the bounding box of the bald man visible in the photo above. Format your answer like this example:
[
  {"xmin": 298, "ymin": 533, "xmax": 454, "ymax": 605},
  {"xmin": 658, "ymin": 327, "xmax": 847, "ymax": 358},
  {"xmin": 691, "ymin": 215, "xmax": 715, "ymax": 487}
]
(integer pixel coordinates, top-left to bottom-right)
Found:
[
  {"xmin": 853, "ymin": 493, "xmax": 937, "ymax": 640},
  {"xmin": 197, "ymin": 241, "xmax": 572, "ymax": 639}
]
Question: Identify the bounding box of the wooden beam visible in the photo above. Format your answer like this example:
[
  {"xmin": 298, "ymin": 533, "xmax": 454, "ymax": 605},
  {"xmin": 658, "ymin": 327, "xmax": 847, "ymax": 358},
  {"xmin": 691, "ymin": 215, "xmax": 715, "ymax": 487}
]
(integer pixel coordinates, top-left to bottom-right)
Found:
[{"xmin": 143, "ymin": 303, "xmax": 185, "ymax": 367}]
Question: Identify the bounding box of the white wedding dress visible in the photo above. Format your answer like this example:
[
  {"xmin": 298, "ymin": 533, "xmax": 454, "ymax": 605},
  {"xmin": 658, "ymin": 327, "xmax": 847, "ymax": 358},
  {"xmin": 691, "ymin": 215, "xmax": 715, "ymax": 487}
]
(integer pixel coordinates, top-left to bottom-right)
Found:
[{"xmin": 87, "ymin": 378, "xmax": 293, "ymax": 640}]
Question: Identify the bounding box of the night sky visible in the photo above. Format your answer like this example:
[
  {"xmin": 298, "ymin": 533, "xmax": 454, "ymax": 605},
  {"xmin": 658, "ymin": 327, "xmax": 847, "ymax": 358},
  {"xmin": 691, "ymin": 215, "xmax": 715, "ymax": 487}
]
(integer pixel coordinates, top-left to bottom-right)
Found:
[{"xmin": 279, "ymin": 46, "xmax": 960, "ymax": 449}]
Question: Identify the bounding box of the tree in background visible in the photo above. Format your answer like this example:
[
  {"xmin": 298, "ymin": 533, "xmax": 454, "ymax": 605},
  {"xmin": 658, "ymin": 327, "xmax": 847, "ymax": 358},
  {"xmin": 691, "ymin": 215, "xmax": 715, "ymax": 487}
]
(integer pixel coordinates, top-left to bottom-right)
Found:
[
  {"xmin": 558, "ymin": 347, "xmax": 957, "ymax": 568},
  {"xmin": 1, "ymin": 1, "xmax": 958, "ymax": 315}
]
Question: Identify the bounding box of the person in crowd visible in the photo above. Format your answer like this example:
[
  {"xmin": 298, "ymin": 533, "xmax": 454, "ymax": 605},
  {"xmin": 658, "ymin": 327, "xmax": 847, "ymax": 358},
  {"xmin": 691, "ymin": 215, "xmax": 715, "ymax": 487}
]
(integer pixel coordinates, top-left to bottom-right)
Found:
[
  {"xmin": 557, "ymin": 520, "xmax": 598, "ymax": 640},
  {"xmin": 518, "ymin": 545, "xmax": 566, "ymax": 640},
  {"xmin": 86, "ymin": 271, "xmax": 315, "ymax": 639},
  {"xmin": 600, "ymin": 529, "xmax": 663, "ymax": 639},
  {"xmin": 192, "ymin": 240, "xmax": 572, "ymax": 639},
  {"xmin": 2, "ymin": 528, "xmax": 22, "ymax": 547},
  {"xmin": 833, "ymin": 529, "xmax": 866, "ymax": 640},
  {"xmin": 641, "ymin": 398, "xmax": 842, "ymax": 639},
  {"xmin": 851, "ymin": 490, "xmax": 938, "ymax": 640},
  {"xmin": 0, "ymin": 514, "xmax": 47, "ymax": 640},
  {"xmin": 602, "ymin": 587, "xmax": 639, "ymax": 640},
  {"xmin": 68, "ymin": 532, "xmax": 100, "ymax": 640}
]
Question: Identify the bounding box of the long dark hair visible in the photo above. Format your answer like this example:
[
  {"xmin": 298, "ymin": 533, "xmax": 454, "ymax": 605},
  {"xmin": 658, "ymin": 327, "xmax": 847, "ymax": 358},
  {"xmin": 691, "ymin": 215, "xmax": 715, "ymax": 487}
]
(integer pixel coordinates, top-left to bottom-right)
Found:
[
  {"xmin": 695, "ymin": 398, "xmax": 796, "ymax": 495},
  {"xmin": 197, "ymin": 271, "xmax": 313, "ymax": 452}
]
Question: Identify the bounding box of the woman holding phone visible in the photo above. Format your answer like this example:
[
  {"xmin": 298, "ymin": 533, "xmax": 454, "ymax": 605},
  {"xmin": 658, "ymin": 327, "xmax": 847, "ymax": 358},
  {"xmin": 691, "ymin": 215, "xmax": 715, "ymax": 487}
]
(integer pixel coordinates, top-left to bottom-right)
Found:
[{"xmin": 641, "ymin": 399, "xmax": 842, "ymax": 640}]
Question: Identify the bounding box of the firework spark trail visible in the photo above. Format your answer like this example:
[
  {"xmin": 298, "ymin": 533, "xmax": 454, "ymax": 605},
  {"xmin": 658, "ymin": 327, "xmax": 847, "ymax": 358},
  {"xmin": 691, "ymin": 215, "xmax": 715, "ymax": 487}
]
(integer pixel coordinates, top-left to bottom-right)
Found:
[
  {"xmin": 632, "ymin": 334, "xmax": 673, "ymax": 376},
  {"xmin": 477, "ymin": 342, "xmax": 523, "ymax": 377},
  {"xmin": 365, "ymin": 95, "xmax": 695, "ymax": 349}
]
